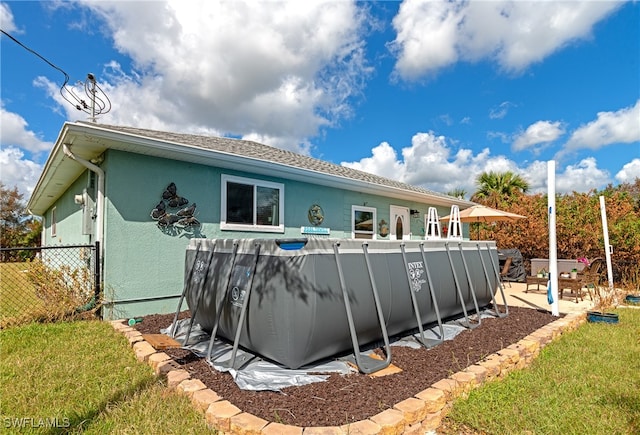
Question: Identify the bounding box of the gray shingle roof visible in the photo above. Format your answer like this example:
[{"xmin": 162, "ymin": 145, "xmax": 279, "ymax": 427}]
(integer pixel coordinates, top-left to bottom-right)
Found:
[{"xmin": 90, "ymin": 123, "xmax": 458, "ymax": 202}]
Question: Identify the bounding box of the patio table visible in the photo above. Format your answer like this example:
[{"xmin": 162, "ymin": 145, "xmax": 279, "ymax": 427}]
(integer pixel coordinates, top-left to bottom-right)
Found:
[{"xmin": 525, "ymin": 275, "xmax": 585, "ymax": 303}]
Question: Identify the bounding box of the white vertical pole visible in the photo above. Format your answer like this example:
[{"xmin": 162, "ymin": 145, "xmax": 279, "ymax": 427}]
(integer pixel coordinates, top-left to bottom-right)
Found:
[
  {"xmin": 599, "ymin": 196, "xmax": 615, "ymax": 293},
  {"xmin": 548, "ymin": 161, "xmax": 559, "ymax": 316}
]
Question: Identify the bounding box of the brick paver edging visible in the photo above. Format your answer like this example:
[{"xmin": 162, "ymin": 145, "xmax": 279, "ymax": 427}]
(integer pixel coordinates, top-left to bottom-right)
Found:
[{"xmin": 110, "ymin": 312, "xmax": 586, "ymax": 434}]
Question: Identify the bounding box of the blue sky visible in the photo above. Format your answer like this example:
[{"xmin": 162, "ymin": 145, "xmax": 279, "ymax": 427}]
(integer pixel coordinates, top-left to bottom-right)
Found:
[{"xmin": 1, "ymin": 0, "xmax": 639, "ymax": 201}]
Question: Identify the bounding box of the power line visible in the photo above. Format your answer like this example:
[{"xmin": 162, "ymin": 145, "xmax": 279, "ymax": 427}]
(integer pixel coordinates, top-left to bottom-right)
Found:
[
  {"xmin": 1, "ymin": 28, "xmax": 71, "ymax": 84},
  {"xmin": 1, "ymin": 28, "xmax": 111, "ymax": 119}
]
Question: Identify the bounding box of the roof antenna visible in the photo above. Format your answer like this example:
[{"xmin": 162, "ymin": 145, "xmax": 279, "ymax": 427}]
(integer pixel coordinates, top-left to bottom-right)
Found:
[
  {"xmin": 69, "ymin": 73, "xmax": 112, "ymax": 123},
  {"xmin": 0, "ymin": 30, "xmax": 112, "ymax": 121},
  {"xmin": 87, "ymin": 73, "xmax": 98, "ymax": 123}
]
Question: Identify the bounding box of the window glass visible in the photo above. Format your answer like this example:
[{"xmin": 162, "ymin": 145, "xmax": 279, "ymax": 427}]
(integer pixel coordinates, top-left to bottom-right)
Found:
[
  {"xmin": 226, "ymin": 182, "xmax": 253, "ymax": 224},
  {"xmin": 395, "ymin": 216, "xmax": 403, "ymax": 240},
  {"xmin": 51, "ymin": 207, "xmax": 57, "ymax": 237},
  {"xmin": 352, "ymin": 206, "xmax": 376, "ymax": 239},
  {"xmin": 221, "ymin": 175, "xmax": 284, "ymax": 232},
  {"xmin": 256, "ymin": 186, "xmax": 279, "ymax": 226}
]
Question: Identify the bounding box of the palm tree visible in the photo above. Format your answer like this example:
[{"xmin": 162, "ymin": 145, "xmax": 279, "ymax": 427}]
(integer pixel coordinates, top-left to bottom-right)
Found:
[
  {"xmin": 446, "ymin": 188, "xmax": 467, "ymax": 200},
  {"xmin": 472, "ymin": 171, "xmax": 529, "ymax": 207}
]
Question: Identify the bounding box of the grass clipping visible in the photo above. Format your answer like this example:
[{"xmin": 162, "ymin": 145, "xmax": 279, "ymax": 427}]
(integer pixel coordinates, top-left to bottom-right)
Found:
[{"xmin": 1, "ymin": 259, "xmax": 99, "ymax": 328}]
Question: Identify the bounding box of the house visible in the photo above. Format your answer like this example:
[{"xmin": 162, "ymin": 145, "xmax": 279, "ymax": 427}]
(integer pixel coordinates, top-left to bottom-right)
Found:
[{"xmin": 27, "ymin": 121, "xmax": 474, "ymax": 319}]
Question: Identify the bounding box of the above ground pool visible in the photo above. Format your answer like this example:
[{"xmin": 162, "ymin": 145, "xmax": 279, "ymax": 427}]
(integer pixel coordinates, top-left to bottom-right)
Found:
[{"xmin": 178, "ymin": 237, "xmax": 504, "ymax": 371}]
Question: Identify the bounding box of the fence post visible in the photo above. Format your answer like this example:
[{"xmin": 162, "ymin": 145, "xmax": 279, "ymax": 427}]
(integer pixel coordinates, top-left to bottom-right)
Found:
[{"xmin": 94, "ymin": 240, "xmax": 102, "ymax": 318}]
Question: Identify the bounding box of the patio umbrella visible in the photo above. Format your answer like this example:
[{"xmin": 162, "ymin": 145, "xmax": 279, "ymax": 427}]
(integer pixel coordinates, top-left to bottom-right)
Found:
[{"xmin": 440, "ymin": 205, "xmax": 526, "ymax": 239}]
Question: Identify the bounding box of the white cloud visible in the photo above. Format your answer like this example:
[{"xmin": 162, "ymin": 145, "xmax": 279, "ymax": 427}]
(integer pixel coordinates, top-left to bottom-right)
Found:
[
  {"xmin": 487, "ymin": 131, "xmax": 510, "ymax": 144},
  {"xmin": 513, "ymin": 120, "xmax": 565, "ymax": 152},
  {"xmin": 60, "ymin": 0, "xmax": 371, "ymax": 153},
  {"xmin": 555, "ymin": 157, "xmax": 610, "ymax": 193},
  {"xmin": 390, "ymin": 0, "xmax": 621, "ymax": 80},
  {"xmin": 523, "ymin": 158, "xmax": 612, "ymax": 195},
  {"xmin": 342, "ymin": 132, "xmax": 614, "ymax": 195},
  {"xmin": 0, "ymin": 146, "xmax": 43, "ymax": 198},
  {"xmin": 341, "ymin": 141, "xmax": 406, "ymax": 181},
  {"xmin": 0, "ymin": 2, "xmax": 18, "ymax": 33},
  {"xmin": 489, "ymin": 102, "xmax": 516, "ymax": 120},
  {"xmin": 342, "ymin": 131, "xmax": 524, "ymax": 195},
  {"xmin": 564, "ymin": 100, "xmax": 640, "ymax": 151},
  {"xmin": 615, "ymin": 158, "xmax": 640, "ymax": 183},
  {"xmin": 520, "ymin": 160, "xmax": 551, "ymax": 194},
  {"xmin": 389, "ymin": 0, "xmax": 463, "ymax": 80},
  {"xmin": 0, "ymin": 106, "xmax": 54, "ymax": 154},
  {"xmin": 0, "ymin": 106, "xmax": 51, "ymax": 197},
  {"xmin": 5, "ymin": 0, "xmax": 630, "ymax": 200}
]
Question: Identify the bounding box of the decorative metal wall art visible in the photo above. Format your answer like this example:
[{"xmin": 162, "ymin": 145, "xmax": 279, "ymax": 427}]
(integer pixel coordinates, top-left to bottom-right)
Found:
[
  {"xmin": 307, "ymin": 204, "xmax": 325, "ymax": 226},
  {"xmin": 378, "ymin": 219, "xmax": 389, "ymax": 237},
  {"xmin": 150, "ymin": 182, "xmax": 200, "ymax": 231}
]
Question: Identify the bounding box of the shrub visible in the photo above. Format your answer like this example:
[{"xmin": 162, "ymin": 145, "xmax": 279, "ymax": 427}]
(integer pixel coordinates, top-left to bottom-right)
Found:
[
  {"xmin": 0, "ymin": 259, "xmax": 99, "ymax": 328},
  {"xmin": 478, "ymin": 180, "xmax": 640, "ymax": 292}
]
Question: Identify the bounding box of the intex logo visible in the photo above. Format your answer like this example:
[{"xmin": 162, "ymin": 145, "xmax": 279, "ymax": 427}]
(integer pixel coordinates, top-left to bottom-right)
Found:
[
  {"xmin": 407, "ymin": 261, "xmax": 427, "ymax": 292},
  {"xmin": 230, "ymin": 286, "xmax": 246, "ymax": 307},
  {"xmin": 231, "ymin": 286, "xmax": 240, "ymax": 301},
  {"xmin": 3, "ymin": 417, "xmax": 71, "ymax": 429},
  {"xmin": 192, "ymin": 258, "xmax": 207, "ymax": 283}
]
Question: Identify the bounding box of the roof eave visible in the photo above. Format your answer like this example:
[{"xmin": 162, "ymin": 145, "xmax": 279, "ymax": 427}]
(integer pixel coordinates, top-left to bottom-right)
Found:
[
  {"xmin": 27, "ymin": 123, "xmax": 84, "ymax": 216},
  {"xmin": 27, "ymin": 122, "xmax": 473, "ymax": 215}
]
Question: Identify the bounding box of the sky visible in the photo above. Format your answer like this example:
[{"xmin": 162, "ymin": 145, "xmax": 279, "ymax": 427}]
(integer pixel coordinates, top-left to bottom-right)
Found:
[{"xmin": 1, "ymin": 0, "xmax": 639, "ymax": 202}]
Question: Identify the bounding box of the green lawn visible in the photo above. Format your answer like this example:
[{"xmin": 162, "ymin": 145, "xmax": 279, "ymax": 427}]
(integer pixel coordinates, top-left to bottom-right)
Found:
[
  {"xmin": 0, "ymin": 262, "xmax": 44, "ymax": 321},
  {"xmin": 0, "ymin": 320, "xmax": 216, "ymax": 434},
  {"xmin": 2, "ymin": 308, "xmax": 638, "ymax": 434},
  {"xmin": 445, "ymin": 308, "xmax": 640, "ymax": 434}
]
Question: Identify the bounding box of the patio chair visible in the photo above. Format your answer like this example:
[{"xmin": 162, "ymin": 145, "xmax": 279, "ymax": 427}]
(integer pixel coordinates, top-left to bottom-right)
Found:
[
  {"xmin": 500, "ymin": 257, "xmax": 513, "ymax": 288},
  {"xmin": 581, "ymin": 258, "xmax": 606, "ymax": 300}
]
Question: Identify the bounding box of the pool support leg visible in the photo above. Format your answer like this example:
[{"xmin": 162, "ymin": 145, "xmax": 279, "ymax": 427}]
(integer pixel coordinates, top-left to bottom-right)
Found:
[
  {"xmin": 333, "ymin": 242, "xmax": 392, "ymax": 374},
  {"xmin": 445, "ymin": 242, "xmax": 479, "ymax": 329}
]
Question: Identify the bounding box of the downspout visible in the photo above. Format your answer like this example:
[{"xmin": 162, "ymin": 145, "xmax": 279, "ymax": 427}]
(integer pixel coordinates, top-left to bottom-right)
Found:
[{"xmin": 62, "ymin": 144, "xmax": 105, "ymax": 292}]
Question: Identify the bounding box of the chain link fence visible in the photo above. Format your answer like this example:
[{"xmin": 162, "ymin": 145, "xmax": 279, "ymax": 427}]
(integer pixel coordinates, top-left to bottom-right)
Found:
[{"xmin": 0, "ymin": 243, "xmax": 100, "ymax": 327}]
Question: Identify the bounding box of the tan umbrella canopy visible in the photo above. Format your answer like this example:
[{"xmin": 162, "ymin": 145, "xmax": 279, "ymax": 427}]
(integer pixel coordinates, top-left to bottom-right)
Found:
[
  {"xmin": 440, "ymin": 204, "xmax": 527, "ymax": 223},
  {"xmin": 440, "ymin": 204, "xmax": 526, "ymax": 239}
]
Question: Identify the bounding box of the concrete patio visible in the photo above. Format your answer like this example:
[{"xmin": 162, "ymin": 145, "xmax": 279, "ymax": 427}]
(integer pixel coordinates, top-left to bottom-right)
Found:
[{"xmin": 496, "ymin": 281, "xmax": 594, "ymax": 315}]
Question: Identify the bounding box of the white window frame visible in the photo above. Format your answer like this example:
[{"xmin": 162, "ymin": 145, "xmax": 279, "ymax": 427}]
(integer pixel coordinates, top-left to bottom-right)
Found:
[
  {"xmin": 351, "ymin": 205, "xmax": 377, "ymax": 239},
  {"xmin": 50, "ymin": 207, "xmax": 57, "ymax": 237},
  {"xmin": 220, "ymin": 174, "xmax": 285, "ymax": 233}
]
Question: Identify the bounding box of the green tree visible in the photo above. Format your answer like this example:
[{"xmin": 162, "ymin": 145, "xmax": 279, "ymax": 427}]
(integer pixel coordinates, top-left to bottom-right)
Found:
[
  {"xmin": 447, "ymin": 188, "xmax": 467, "ymax": 200},
  {"xmin": 472, "ymin": 171, "xmax": 529, "ymax": 207},
  {"xmin": 0, "ymin": 183, "xmax": 42, "ymax": 253},
  {"xmin": 483, "ymin": 178, "xmax": 639, "ymax": 289},
  {"xmin": 601, "ymin": 178, "xmax": 640, "ymax": 211}
]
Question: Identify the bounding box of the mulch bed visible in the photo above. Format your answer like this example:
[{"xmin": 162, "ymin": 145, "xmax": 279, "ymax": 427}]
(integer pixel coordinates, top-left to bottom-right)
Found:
[{"xmin": 134, "ymin": 306, "xmax": 559, "ymax": 427}]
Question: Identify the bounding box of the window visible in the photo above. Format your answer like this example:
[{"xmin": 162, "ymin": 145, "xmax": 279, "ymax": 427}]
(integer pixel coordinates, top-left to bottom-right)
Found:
[
  {"xmin": 221, "ymin": 175, "xmax": 284, "ymax": 232},
  {"xmin": 352, "ymin": 205, "xmax": 376, "ymax": 239},
  {"xmin": 51, "ymin": 207, "xmax": 57, "ymax": 237}
]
